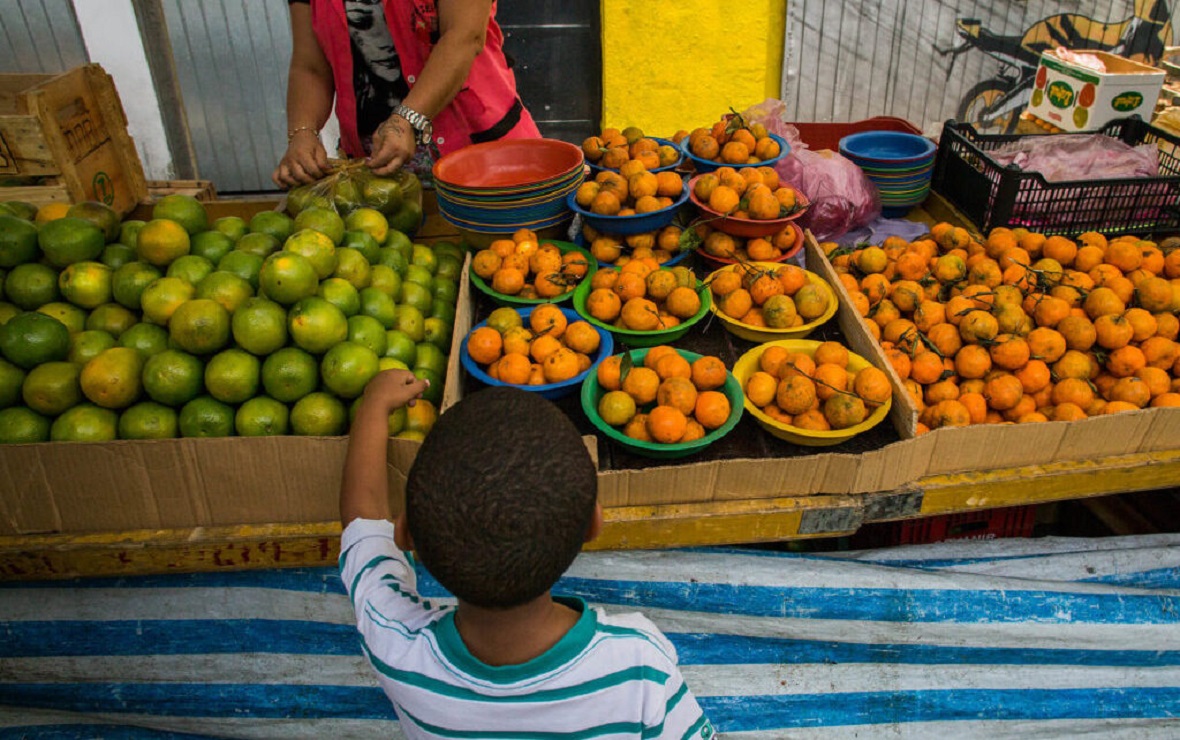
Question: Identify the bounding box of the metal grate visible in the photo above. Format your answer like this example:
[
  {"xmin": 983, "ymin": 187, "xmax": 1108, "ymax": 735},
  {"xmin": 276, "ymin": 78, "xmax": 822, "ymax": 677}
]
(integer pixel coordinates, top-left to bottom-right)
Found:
[{"xmin": 0, "ymin": 0, "xmax": 87, "ymax": 74}]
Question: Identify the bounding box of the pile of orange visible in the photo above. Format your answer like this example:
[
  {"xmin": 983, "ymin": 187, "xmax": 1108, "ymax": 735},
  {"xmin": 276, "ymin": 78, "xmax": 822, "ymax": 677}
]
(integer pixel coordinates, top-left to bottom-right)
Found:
[
  {"xmin": 686, "ymin": 115, "xmax": 782, "ymax": 165},
  {"xmin": 693, "ymin": 220, "xmax": 799, "ymax": 262},
  {"xmin": 471, "ymin": 228, "xmax": 591, "ymax": 299},
  {"xmin": 583, "ymin": 262, "xmax": 702, "ymax": 331},
  {"xmin": 744, "ymin": 341, "xmax": 892, "ymax": 431},
  {"xmin": 596, "ymin": 345, "xmax": 733, "ymax": 444},
  {"xmin": 824, "ymin": 223, "xmax": 1180, "ymax": 433},
  {"xmin": 574, "ymin": 166, "xmax": 685, "ymax": 217},
  {"xmin": 692, "ymin": 166, "xmax": 802, "ymax": 221},
  {"xmin": 709, "ymin": 262, "xmax": 831, "ymax": 330},
  {"xmin": 582, "ymin": 222, "xmax": 684, "ymax": 267},
  {"xmin": 465, "ymin": 304, "xmax": 601, "ymax": 387},
  {"xmin": 581, "ymin": 126, "xmax": 680, "ymax": 172}
]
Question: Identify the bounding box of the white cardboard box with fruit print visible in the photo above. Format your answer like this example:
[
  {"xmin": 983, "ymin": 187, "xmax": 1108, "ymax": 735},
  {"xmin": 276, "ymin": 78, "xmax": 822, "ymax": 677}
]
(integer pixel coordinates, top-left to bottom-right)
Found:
[{"xmin": 1026, "ymin": 49, "xmax": 1164, "ymax": 132}]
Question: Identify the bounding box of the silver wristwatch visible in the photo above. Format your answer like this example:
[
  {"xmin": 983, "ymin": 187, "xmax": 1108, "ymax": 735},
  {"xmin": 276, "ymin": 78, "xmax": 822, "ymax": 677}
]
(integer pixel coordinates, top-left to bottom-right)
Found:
[{"xmin": 392, "ymin": 105, "xmax": 433, "ymax": 145}]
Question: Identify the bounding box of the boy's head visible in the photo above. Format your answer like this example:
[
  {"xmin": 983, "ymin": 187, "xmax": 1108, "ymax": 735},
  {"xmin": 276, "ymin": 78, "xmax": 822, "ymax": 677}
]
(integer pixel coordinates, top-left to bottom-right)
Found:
[{"xmin": 404, "ymin": 387, "xmax": 598, "ymax": 609}]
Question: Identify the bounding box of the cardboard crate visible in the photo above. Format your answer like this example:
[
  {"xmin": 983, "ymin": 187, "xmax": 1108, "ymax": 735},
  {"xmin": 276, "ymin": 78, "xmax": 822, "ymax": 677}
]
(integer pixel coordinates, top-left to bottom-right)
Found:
[
  {"xmin": 1026, "ymin": 49, "xmax": 1165, "ymax": 132},
  {"xmin": 0, "ymin": 64, "xmax": 148, "ymax": 214}
]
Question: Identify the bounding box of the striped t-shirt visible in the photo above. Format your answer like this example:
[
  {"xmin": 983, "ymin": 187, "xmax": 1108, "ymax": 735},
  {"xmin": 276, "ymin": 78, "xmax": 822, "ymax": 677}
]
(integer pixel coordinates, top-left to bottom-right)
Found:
[{"xmin": 340, "ymin": 518, "xmax": 714, "ymax": 738}]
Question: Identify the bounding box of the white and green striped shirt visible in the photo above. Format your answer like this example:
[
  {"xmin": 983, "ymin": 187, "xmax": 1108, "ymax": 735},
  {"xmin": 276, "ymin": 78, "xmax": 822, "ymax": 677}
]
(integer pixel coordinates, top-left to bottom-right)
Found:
[{"xmin": 340, "ymin": 518, "xmax": 714, "ymax": 739}]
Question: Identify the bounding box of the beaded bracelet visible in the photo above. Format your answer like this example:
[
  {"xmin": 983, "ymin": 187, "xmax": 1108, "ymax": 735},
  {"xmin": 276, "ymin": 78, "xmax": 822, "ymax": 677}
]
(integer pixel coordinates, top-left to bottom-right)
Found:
[{"xmin": 286, "ymin": 125, "xmax": 320, "ymax": 142}]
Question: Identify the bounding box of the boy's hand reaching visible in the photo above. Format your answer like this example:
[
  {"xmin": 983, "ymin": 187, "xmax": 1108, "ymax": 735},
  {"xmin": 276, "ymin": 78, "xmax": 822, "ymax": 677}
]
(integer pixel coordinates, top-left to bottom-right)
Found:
[{"xmin": 362, "ymin": 369, "xmax": 430, "ymax": 414}]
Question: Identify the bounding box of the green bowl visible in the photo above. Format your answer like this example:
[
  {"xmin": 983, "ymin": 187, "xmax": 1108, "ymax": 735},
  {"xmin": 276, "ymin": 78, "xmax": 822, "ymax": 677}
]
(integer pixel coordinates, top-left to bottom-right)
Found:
[
  {"xmin": 580, "ymin": 347, "xmax": 744, "ymax": 459},
  {"xmin": 469, "ymin": 240, "xmax": 597, "ymax": 306},
  {"xmin": 571, "ymin": 273, "xmax": 712, "ymax": 348}
]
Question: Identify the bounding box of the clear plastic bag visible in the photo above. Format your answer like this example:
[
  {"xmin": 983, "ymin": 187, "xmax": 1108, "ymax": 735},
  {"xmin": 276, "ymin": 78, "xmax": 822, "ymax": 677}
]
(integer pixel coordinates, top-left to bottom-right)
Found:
[
  {"xmin": 741, "ymin": 100, "xmax": 881, "ymax": 241},
  {"xmin": 285, "ymin": 159, "xmax": 425, "ymax": 234}
]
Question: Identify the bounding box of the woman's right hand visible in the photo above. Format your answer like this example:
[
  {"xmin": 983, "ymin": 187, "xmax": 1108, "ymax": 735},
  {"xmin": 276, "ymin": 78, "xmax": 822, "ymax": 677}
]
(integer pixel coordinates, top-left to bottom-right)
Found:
[{"xmin": 272, "ymin": 132, "xmax": 331, "ymax": 188}]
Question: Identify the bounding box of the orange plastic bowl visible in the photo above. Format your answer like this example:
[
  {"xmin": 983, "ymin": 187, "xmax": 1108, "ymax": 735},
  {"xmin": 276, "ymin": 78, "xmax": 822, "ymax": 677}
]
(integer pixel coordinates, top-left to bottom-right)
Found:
[
  {"xmin": 433, "ymin": 139, "xmax": 585, "ymax": 190},
  {"xmin": 688, "ymin": 175, "xmax": 810, "ymax": 238}
]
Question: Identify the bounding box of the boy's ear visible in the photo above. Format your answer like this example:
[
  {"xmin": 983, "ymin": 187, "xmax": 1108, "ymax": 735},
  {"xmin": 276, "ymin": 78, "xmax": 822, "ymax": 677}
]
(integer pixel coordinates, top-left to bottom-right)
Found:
[
  {"xmin": 584, "ymin": 502, "xmax": 603, "ymax": 544},
  {"xmin": 394, "ymin": 513, "xmax": 414, "ymax": 551}
]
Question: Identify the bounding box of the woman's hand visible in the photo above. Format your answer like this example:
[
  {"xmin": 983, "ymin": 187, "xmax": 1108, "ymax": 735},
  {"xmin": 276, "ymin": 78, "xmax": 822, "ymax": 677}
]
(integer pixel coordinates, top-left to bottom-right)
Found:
[
  {"xmin": 272, "ymin": 131, "xmax": 331, "ymax": 188},
  {"xmin": 367, "ymin": 115, "xmax": 417, "ymax": 175}
]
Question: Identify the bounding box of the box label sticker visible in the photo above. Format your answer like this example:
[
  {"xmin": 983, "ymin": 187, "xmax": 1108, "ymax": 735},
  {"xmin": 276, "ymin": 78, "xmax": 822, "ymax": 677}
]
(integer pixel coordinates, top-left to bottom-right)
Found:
[
  {"xmin": 1112, "ymin": 91, "xmax": 1145, "ymax": 111},
  {"xmin": 92, "ymin": 171, "xmax": 114, "ymax": 205},
  {"xmin": 1047, "ymin": 81, "xmax": 1075, "ymax": 108}
]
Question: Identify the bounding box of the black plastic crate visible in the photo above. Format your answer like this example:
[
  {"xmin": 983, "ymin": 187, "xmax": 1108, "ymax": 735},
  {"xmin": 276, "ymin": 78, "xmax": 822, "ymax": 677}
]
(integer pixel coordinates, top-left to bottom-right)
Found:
[{"xmin": 931, "ymin": 117, "xmax": 1180, "ymax": 237}]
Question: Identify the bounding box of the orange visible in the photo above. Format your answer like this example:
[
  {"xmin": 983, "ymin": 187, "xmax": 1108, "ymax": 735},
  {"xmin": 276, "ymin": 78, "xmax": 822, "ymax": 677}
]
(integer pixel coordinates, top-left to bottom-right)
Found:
[
  {"xmin": 744, "ymin": 371, "xmax": 779, "ymax": 408},
  {"xmin": 646, "ymin": 405, "xmax": 688, "ymax": 443},
  {"xmin": 1014, "ymin": 360, "xmax": 1051, "ymax": 394},
  {"xmin": 597, "ymin": 355, "xmax": 623, "ymax": 391},
  {"xmin": 1094, "ymin": 314, "xmax": 1134, "ymax": 350},
  {"xmin": 496, "ymin": 352, "xmax": 533, "ymax": 385},
  {"xmin": 620, "ymin": 298, "xmax": 661, "ymax": 331},
  {"xmin": 954, "ymin": 344, "xmax": 993, "ymax": 379},
  {"xmin": 665, "ymin": 287, "xmax": 701, "ymax": 319},
  {"xmin": 1051, "ymin": 377, "xmax": 1095, "ymax": 408},
  {"xmin": 586, "ymin": 288, "xmax": 622, "ymax": 323},
  {"xmin": 824, "ymin": 393, "xmax": 867, "ymax": 429},
  {"xmin": 622, "ymin": 366, "xmax": 660, "ymax": 405},
  {"xmin": 623, "ymin": 413, "xmax": 652, "ymax": 441},
  {"xmin": 923, "ymin": 399, "xmax": 972, "ymax": 429},
  {"xmin": 853, "ymin": 367, "xmax": 891, "ymax": 406},
  {"xmin": 529, "ymin": 304, "xmax": 567, "ymax": 339},
  {"xmin": 466, "ymin": 327, "xmax": 502, "ymax": 365},
  {"xmin": 654, "ymin": 352, "xmax": 692, "ymax": 381},
  {"xmin": 491, "ymin": 267, "xmax": 525, "ymax": 296},
  {"xmin": 694, "ymin": 390, "xmax": 731, "ymax": 429},
  {"xmin": 657, "ymin": 376, "xmax": 699, "ymax": 415},
  {"xmin": 813, "ymin": 341, "xmax": 849, "ymax": 368},
  {"xmin": 983, "ymin": 373, "xmax": 1024, "ymax": 411},
  {"xmin": 542, "ymin": 347, "xmax": 581, "ymax": 383},
  {"xmin": 776, "ymin": 374, "xmax": 817, "ymax": 415},
  {"xmin": 1108, "ymin": 376, "xmax": 1151, "ymax": 408},
  {"xmin": 691, "ymin": 355, "xmax": 728, "ymax": 391}
]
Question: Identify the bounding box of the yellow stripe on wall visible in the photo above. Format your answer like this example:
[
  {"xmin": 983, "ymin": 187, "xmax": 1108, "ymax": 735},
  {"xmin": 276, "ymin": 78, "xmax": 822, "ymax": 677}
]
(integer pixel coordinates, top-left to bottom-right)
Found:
[{"xmin": 600, "ymin": 1, "xmax": 786, "ymax": 135}]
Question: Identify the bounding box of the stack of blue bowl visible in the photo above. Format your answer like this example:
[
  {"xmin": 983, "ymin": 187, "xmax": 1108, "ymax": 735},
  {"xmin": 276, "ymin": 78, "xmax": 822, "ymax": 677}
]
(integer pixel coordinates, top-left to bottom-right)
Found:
[
  {"xmin": 432, "ymin": 138, "xmax": 585, "ymax": 239},
  {"xmin": 838, "ymin": 131, "xmax": 936, "ymax": 218}
]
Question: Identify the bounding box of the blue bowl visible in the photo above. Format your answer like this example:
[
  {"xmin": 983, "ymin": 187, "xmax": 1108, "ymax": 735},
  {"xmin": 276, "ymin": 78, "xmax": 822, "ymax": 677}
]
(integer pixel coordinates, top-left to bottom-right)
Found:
[
  {"xmin": 438, "ymin": 189, "xmax": 576, "ymax": 224},
  {"xmin": 587, "ymin": 137, "xmax": 685, "ymax": 175},
  {"xmin": 439, "ymin": 209, "xmax": 572, "ymax": 232},
  {"xmin": 566, "ymin": 184, "xmax": 690, "ymax": 236},
  {"xmin": 839, "ymin": 131, "xmax": 935, "ymax": 165},
  {"xmin": 459, "ymin": 305, "xmax": 614, "ymax": 400},
  {"xmin": 679, "ymin": 133, "xmax": 789, "ymax": 174}
]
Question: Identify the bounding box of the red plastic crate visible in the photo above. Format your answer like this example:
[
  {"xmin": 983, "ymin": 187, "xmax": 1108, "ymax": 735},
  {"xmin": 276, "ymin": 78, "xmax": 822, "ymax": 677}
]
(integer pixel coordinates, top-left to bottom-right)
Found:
[
  {"xmin": 790, "ymin": 116, "xmax": 922, "ymax": 152},
  {"xmin": 853, "ymin": 506, "xmax": 1037, "ymax": 548}
]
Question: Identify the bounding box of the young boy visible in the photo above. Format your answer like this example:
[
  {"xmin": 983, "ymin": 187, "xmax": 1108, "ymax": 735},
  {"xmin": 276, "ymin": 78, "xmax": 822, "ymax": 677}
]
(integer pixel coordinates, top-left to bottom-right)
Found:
[{"xmin": 339, "ymin": 370, "xmax": 713, "ymax": 737}]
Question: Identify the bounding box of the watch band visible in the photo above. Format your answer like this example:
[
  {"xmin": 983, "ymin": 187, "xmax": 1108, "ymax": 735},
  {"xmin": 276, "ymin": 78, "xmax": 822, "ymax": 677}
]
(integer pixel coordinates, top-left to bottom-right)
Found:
[{"xmin": 392, "ymin": 105, "xmax": 432, "ymax": 145}]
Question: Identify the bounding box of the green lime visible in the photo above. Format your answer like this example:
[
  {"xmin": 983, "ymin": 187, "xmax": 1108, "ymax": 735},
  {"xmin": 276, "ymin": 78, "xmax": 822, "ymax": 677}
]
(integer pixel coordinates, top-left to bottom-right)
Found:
[
  {"xmin": 142, "ymin": 349, "xmax": 204, "ymax": 406},
  {"xmin": 67, "ymin": 201, "xmax": 120, "ymax": 242},
  {"xmin": 283, "ymin": 229, "xmax": 338, "ymax": 278},
  {"xmin": 388, "ymin": 199, "xmax": 423, "ymax": 236},
  {"xmin": 384, "ymin": 228, "xmax": 413, "ymax": 258},
  {"xmin": 333, "ymin": 247, "xmax": 371, "ymax": 289},
  {"xmin": 0, "ymin": 303, "xmax": 16, "ymax": 326},
  {"xmin": 364, "ymin": 177, "xmax": 403, "ymax": 215},
  {"xmin": 399, "ymin": 281, "xmax": 433, "ymax": 315},
  {"xmin": 431, "ymin": 299, "xmax": 456, "ymax": 326},
  {"xmin": 112, "ymin": 261, "xmax": 162, "ymax": 310},
  {"xmin": 423, "ymin": 317, "xmax": 452, "ymax": 350},
  {"xmin": 375, "ymin": 246, "xmax": 408, "ymax": 274},
  {"xmin": 118, "ymin": 220, "xmax": 145, "ymax": 249},
  {"xmin": 294, "ymin": 207, "xmax": 345, "ymax": 245},
  {"xmin": 0, "ymin": 311, "xmax": 70, "ymax": 368},
  {"xmin": 3, "ymin": 201, "xmax": 37, "ymax": 221},
  {"xmin": 0, "ymin": 358, "xmax": 26, "ymax": 408},
  {"xmin": 288, "ymin": 296, "xmax": 348, "ymax": 354},
  {"xmin": 85, "ymin": 303, "xmax": 137, "ymax": 338},
  {"xmin": 167, "ymin": 254, "xmax": 215, "ymax": 286},
  {"xmin": 414, "ymin": 342, "xmax": 447, "ymax": 377},
  {"xmin": 321, "ymin": 341, "xmax": 379, "ymax": 399},
  {"xmin": 36, "ymin": 302, "xmax": 86, "ymax": 334},
  {"xmin": 432, "ymin": 240, "xmax": 464, "ymax": 263},
  {"xmin": 347, "ymin": 315, "xmax": 388, "ymax": 356},
  {"xmin": 179, "ymin": 395, "xmax": 235, "ymax": 437},
  {"xmin": 217, "ymin": 250, "xmax": 264, "ymax": 289},
  {"xmin": 386, "ymin": 405, "xmax": 407, "ymax": 435},
  {"xmin": 51, "ymin": 403, "xmax": 118, "ymax": 441},
  {"xmin": 195, "ymin": 271, "xmax": 253, "ymax": 314},
  {"xmin": 204, "ymin": 348, "xmax": 260, "ymax": 404},
  {"xmin": 21, "ymin": 361, "xmax": 81, "ymax": 416},
  {"xmin": 435, "ymin": 254, "xmax": 463, "ymax": 282},
  {"xmin": 411, "ymin": 244, "xmax": 437, "ymax": 274},
  {"xmin": 80, "ymin": 347, "xmax": 144, "ymax": 409},
  {"xmin": 392, "ymin": 304, "xmax": 425, "ymax": 343},
  {"xmin": 58, "ymin": 261, "xmax": 112, "ymax": 309},
  {"xmin": 0, "ymin": 406, "xmax": 50, "ymax": 442},
  {"xmin": 140, "ymin": 277, "xmax": 196, "ymax": 326},
  {"xmin": 260, "ymin": 251, "xmax": 318, "ymax": 305},
  {"xmin": 119, "ymin": 322, "xmax": 170, "ymax": 358},
  {"xmin": 261, "ymin": 346, "xmax": 319, "ymax": 402},
  {"xmin": 190, "ymin": 231, "xmax": 235, "ymax": 264},
  {"xmin": 100, "ymin": 243, "xmax": 135, "ymax": 270},
  {"xmin": 383, "ymin": 329, "xmax": 417, "ymax": 366},
  {"xmin": 290, "ymin": 391, "xmax": 347, "ymax": 435},
  {"xmin": 231, "ymin": 297, "xmax": 288, "ymax": 356},
  {"xmin": 152, "ymin": 194, "xmax": 208, "ymax": 235},
  {"xmin": 344, "ymin": 207, "xmax": 388, "ymax": 243},
  {"xmin": 317, "ymin": 277, "xmax": 361, "ymax": 317},
  {"xmin": 235, "ymin": 232, "xmax": 280, "ymax": 259},
  {"xmin": 168, "ymin": 299, "xmax": 230, "ymax": 355},
  {"xmin": 403, "ymin": 264, "xmax": 433, "ymax": 290},
  {"xmin": 0, "ymin": 214, "xmax": 40, "ymax": 267},
  {"xmin": 358, "ymin": 287, "xmax": 397, "ymax": 328},
  {"xmin": 136, "ymin": 218, "xmax": 191, "ymax": 267},
  {"xmin": 249, "ymin": 211, "xmax": 295, "ymax": 243},
  {"xmin": 6, "ymin": 263, "xmax": 61, "ymax": 309},
  {"xmin": 118, "ymin": 401, "xmax": 179, "ymax": 439},
  {"xmin": 432, "ymin": 277, "xmax": 458, "ymax": 306},
  {"xmin": 486, "ymin": 306, "xmax": 524, "ymax": 335},
  {"xmin": 378, "ymin": 357, "xmax": 409, "ymax": 372},
  {"xmin": 341, "ymin": 230, "xmax": 380, "ymax": 264},
  {"xmin": 235, "ymin": 396, "xmax": 289, "ymax": 436},
  {"xmin": 414, "ymin": 367, "xmax": 443, "ymax": 405},
  {"xmin": 69, "ymin": 329, "xmax": 117, "ymax": 366},
  {"xmin": 212, "ymin": 216, "xmax": 248, "ymax": 242},
  {"xmin": 369, "ymin": 266, "xmax": 402, "ymax": 302}
]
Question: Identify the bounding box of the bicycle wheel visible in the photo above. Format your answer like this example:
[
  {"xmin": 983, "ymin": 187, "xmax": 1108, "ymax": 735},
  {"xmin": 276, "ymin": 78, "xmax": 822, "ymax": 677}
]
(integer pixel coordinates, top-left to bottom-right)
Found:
[{"xmin": 957, "ymin": 78, "xmax": 1021, "ymax": 134}]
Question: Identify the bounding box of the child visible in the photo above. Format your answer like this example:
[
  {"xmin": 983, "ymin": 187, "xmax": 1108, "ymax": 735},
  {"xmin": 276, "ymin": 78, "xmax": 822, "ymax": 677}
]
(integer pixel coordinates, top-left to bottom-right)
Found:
[{"xmin": 339, "ymin": 369, "xmax": 713, "ymax": 737}]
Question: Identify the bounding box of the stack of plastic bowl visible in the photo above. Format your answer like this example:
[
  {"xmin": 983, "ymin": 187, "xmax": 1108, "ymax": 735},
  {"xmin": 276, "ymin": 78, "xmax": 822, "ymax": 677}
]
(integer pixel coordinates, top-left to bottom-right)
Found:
[
  {"xmin": 838, "ymin": 131, "xmax": 936, "ymax": 218},
  {"xmin": 433, "ymin": 138, "xmax": 585, "ymax": 245}
]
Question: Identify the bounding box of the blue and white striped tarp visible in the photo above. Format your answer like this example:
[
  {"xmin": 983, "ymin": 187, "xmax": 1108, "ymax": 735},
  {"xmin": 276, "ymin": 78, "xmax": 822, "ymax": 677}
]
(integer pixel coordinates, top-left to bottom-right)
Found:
[{"xmin": 2, "ymin": 533, "xmax": 1180, "ymax": 738}]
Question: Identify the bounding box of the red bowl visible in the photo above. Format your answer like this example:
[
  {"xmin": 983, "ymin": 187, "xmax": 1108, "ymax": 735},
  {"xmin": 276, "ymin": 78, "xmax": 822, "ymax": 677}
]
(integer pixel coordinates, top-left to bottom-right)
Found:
[
  {"xmin": 695, "ymin": 222, "xmax": 804, "ymax": 268},
  {"xmin": 433, "ymin": 139, "xmax": 585, "ymax": 190},
  {"xmin": 688, "ymin": 175, "xmax": 810, "ymax": 238}
]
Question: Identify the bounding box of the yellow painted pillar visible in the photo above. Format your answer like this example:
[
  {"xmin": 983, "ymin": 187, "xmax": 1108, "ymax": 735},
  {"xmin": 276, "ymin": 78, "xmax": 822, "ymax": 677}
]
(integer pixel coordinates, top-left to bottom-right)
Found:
[{"xmin": 600, "ymin": 1, "xmax": 786, "ymax": 135}]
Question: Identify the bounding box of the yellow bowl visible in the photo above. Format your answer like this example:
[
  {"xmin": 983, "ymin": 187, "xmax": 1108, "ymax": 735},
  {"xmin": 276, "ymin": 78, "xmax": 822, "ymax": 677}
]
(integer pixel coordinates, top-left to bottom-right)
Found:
[
  {"xmin": 705, "ymin": 262, "xmax": 838, "ymax": 342},
  {"xmin": 732, "ymin": 339, "xmax": 892, "ymax": 447}
]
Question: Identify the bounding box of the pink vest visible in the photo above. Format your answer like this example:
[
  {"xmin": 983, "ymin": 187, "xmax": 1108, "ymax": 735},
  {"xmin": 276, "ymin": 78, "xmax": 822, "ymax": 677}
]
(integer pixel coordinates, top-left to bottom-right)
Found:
[{"xmin": 309, "ymin": 0, "xmax": 540, "ymax": 158}]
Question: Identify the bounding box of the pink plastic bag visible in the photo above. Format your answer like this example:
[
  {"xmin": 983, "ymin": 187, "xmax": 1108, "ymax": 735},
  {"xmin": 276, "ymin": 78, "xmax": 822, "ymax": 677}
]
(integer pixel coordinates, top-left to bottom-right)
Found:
[{"xmin": 742, "ymin": 100, "xmax": 881, "ymax": 241}]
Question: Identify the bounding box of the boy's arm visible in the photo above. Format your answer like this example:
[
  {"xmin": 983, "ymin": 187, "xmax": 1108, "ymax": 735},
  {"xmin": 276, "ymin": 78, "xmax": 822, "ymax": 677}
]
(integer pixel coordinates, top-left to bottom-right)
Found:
[{"xmin": 340, "ymin": 369, "xmax": 429, "ymax": 526}]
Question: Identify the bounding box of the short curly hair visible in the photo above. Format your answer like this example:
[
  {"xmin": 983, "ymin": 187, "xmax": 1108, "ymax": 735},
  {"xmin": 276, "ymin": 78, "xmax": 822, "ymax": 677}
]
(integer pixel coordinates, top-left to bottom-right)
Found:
[{"xmin": 405, "ymin": 387, "xmax": 598, "ymax": 608}]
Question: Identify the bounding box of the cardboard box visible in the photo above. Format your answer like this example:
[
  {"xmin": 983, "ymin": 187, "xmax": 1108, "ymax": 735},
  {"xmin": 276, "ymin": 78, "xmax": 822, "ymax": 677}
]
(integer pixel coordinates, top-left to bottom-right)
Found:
[
  {"xmin": 1027, "ymin": 49, "xmax": 1165, "ymax": 132},
  {"xmin": 0, "ymin": 64, "xmax": 148, "ymax": 215}
]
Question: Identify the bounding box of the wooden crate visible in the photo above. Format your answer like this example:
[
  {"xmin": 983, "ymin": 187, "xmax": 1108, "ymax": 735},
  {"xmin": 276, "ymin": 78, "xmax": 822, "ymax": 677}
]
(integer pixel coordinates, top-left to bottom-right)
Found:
[
  {"xmin": 147, "ymin": 179, "xmax": 218, "ymax": 202},
  {"xmin": 0, "ymin": 64, "xmax": 148, "ymax": 215}
]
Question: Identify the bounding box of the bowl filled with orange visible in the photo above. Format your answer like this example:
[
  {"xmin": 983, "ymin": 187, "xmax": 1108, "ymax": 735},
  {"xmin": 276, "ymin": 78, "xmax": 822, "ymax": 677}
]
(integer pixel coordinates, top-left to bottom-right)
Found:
[
  {"xmin": 567, "ymin": 167, "xmax": 690, "ymax": 235},
  {"xmin": 679, "ymin": 116, "xmax": 789, "ymax": 174},
  {"xmin": 581, "ymin": 345, "xmax": 744, "ymax": 459},
  {"xmin": 469, "ymin": 231, "xmax": 596, "ymax": 306},
  {"xmin": 688, "ymin": 172, "xmax": 809, "ymax": 238},
  {"xmin": 572, "ymin": 262, "xmax": 712, "ymax": 348},
  {"xmin": 733, "ymin": 339, "xmax": 892, "ymax": 447},
  {"xmin": 582, "ymin": 126, "xmax": 684, "ymax": 175},
  {"xmin": 692, "ymin": 221, "xmax": 804, "ymax": 269},
  {"xmin": 706, "ymin": 261, "xmax": 837, "ymax": 342},
  {"xmin": 460, "ymin": 304, "xmax": 613, "ymax": 400}
]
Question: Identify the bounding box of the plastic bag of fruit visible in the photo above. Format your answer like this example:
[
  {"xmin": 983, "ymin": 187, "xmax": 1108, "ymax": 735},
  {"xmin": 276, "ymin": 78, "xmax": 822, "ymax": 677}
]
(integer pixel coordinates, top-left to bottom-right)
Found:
[
  {"xmin": 285, "ymin": 159, "xmax": 424, "ymax": 235},
  {"xmin": 741, "ymin": 99, "xmax": 881, "ymax": 241}
]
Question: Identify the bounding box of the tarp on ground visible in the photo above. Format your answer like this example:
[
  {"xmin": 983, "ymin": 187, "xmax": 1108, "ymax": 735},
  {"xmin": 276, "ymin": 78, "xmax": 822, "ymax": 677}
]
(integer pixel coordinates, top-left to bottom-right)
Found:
[{"xmin": 2, "ymin": 533, "xmax": 1179, "ymax": 738}]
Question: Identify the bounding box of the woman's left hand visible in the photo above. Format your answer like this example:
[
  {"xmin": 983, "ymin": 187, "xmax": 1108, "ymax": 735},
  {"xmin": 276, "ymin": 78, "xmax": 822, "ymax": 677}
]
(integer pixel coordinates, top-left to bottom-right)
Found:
[{"xmin": 368, "ymin": 116, "xmax": 417, "ymax": 175}]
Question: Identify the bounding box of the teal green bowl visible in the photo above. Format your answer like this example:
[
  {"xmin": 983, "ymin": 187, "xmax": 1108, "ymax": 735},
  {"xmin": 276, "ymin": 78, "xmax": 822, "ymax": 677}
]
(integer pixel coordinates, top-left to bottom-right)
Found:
[
  {"xmin": 571, "ymin": 274, "xmax": 712, "ymax": 348},
  {"xmin": 580, "ymin": 347, "xmax": 744, "ymax": 459},
  {"xmin": 469, "ymin": 240, "xmax": 596, "ymax": 306}
]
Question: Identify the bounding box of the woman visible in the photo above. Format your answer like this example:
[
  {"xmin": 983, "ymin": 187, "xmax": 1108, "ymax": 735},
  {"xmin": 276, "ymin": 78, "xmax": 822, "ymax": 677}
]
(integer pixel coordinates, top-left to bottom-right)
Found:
[{"xmin": 273, "ymin": 0, "xmax": 539, "ymax": 188}]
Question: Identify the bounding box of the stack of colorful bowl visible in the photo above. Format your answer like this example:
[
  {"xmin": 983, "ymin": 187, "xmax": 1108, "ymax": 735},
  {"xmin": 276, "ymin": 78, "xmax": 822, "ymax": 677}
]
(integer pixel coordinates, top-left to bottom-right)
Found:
[
  {"xmin": 838, "ymin": 131, "xmax": 936, "ymax": 218},
  {"xmin": 433, "ymin": 138, "xmax": 585, "ymax": 244}
]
